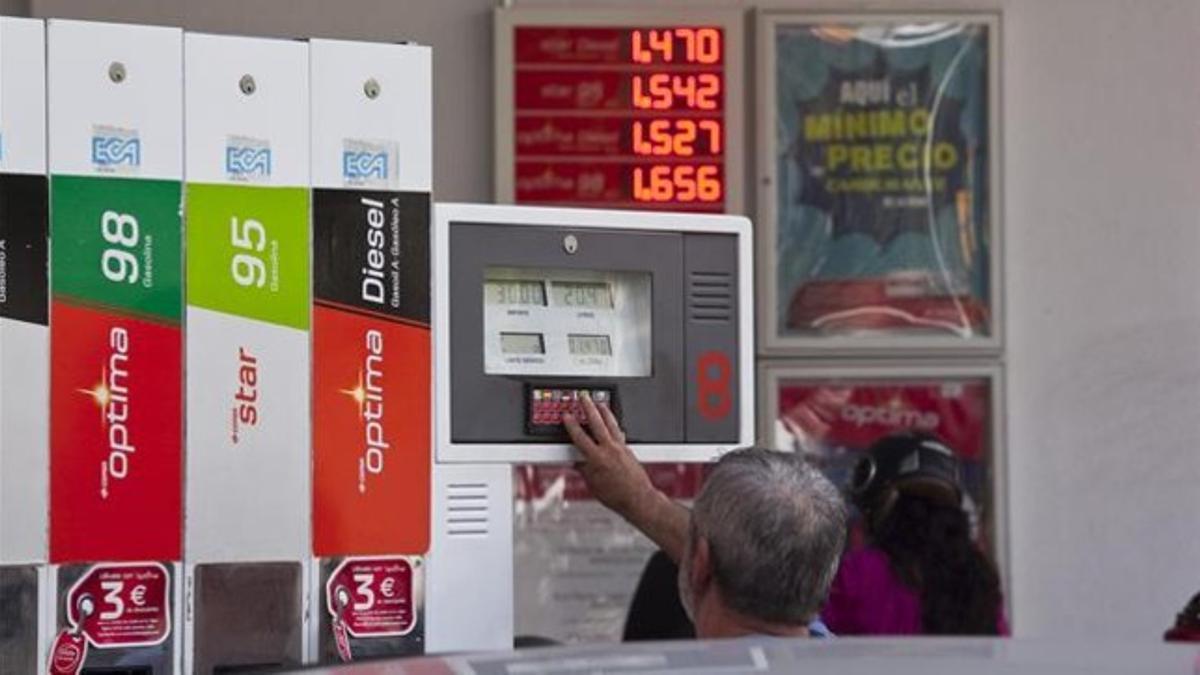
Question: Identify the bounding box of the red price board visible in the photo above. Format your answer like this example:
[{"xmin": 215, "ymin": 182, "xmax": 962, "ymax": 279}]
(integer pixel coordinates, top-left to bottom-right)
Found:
[{"xmin": 497, "ymin": 11, "xmax": 744, "ymax": 213}]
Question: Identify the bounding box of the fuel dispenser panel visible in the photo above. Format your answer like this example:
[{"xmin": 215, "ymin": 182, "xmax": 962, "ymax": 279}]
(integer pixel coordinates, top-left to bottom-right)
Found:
[{"xmin": 436, "ymin": 204, "xmax": 753, "ymax": 463}]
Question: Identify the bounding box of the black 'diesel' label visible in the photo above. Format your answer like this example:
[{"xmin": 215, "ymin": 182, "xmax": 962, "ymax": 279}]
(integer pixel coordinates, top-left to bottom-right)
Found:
[
  {"xmin": 313, "ymin": 189, "xmax": 429, "ymax": 324},
  {"xmin": 0, "ymin": 173, "xmax": 49, "ymax": 326}
]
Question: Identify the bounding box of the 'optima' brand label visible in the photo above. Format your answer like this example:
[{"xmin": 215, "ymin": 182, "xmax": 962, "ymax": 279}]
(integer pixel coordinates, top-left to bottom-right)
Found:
[
  {"xmin": 312, "ymin": 189, "xmax": 429, "ymax": 557},
  {"xmin": 50, "ymin": 304, "xmax": 182, "ymax": 562},
  {"xmin": 49, "ymin": 175, "xmax": 182, "ymax": 564},
  {"xmin": 840, "ymin": 403, "xmax": 939, "ymax": 430}
]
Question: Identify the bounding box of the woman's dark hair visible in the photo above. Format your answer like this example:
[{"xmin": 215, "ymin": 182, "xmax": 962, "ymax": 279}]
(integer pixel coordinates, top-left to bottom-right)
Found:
[{"xmin": 872, "ymin": 493, "xmax": 1003, "ymax": 635}]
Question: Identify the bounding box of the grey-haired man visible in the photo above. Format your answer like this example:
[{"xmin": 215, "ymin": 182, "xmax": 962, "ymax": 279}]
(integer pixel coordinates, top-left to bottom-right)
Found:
[{"xmin": 563, "ymin": 395, "xmax": 846, "ymax": 639}]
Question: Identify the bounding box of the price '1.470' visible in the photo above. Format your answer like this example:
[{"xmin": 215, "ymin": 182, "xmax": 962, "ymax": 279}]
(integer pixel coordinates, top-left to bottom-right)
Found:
[{"xmin": 631, "ymin": 28, "xmax": 721, "ymax": 65}]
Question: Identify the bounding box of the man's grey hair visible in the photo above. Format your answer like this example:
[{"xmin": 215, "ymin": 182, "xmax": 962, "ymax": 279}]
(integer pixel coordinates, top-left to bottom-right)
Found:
[{"xmin": 691, "ymin": 447, "xmax": 847, "ymax": 625}]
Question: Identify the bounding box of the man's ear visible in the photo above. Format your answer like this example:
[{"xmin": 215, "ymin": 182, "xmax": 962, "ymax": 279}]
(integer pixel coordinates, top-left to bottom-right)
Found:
[{"xmin": 690, "ymin": 535, "xmax": 714, "ymax": 593}]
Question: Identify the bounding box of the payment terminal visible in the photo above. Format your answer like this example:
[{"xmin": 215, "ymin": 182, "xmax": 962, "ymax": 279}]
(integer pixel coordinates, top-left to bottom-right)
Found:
[{"xmin": 426, "ymin": 204, "xmax": 753, "ymax": 652}]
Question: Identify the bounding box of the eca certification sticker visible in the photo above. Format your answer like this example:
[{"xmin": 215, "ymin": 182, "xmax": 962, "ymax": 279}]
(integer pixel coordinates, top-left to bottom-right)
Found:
[{"xmin": 326, "ymin": 557, "xmax": 415, "ymax": 661}]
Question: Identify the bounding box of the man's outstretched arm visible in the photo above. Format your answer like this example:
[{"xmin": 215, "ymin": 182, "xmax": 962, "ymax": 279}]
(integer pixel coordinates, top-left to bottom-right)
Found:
[{"xmin": 562, "ymin": 395, "xmax": 692, "ymax": 564}]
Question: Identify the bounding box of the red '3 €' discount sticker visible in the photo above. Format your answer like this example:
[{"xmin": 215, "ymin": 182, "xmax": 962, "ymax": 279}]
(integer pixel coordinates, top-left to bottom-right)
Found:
[
  {"xmin": 326, "ymin": 557, "xmax": 415, "ymax": 647},
  {"xmin": 49, "ymin": 562, "xmax": 172, "ymax": 673}
]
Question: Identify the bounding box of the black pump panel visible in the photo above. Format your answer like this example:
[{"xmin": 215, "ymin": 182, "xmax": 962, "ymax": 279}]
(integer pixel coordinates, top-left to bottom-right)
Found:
[{"xmin": 449, "ymin": 221, "xmax": 739, "ymax": 446}]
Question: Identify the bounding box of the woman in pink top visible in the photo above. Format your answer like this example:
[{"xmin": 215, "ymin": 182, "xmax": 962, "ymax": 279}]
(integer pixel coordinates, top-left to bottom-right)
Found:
[{"xmin": 822, "ymin": 432, "xmax": 1008, "ymax": 636}]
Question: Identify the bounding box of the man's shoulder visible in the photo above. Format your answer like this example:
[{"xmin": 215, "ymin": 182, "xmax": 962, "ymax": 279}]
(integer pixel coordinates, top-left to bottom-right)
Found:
[
  {"xmin": 808, "ymin": 619, "xmax": 834, "ymax": 638},
  {"xmin": 729, "ymin": 622, "xmax": 835, "ymax": 640}
]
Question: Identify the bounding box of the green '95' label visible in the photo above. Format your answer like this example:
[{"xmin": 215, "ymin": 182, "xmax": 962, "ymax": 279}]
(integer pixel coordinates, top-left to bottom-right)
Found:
[
  {"xmin": 51, "ymin": 175, "xmax": 183, "ymax": 322},
  {"xmin": 186, "ymin": 183, "xmax": 310, "ymax": 330}
]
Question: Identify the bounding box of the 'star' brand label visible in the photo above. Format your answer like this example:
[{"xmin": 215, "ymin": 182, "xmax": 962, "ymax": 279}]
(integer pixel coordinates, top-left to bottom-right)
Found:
[{"xmin": 185, "ymin": 181, "xmax": 311, "ymax": 561}]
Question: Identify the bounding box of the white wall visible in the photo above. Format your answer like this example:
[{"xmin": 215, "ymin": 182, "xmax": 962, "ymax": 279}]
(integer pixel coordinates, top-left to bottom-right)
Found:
[
  {"xmin": 1000, "ymin": 0, "xmax": 1200, "ymax": 639},
  {"xmin": 26, "ymin": 0, "xmax": 1200, "ymax": 640}
]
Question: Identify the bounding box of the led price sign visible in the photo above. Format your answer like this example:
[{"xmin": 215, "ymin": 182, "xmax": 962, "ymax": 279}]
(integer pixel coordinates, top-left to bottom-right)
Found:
[{"xmin": 504, "ymin": 22, "xmax": 737, "ymax": 212}]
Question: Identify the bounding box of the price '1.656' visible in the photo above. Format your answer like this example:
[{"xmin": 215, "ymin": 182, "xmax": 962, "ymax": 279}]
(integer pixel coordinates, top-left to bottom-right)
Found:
[{"xmin": 633, "ymin": 165, "xmax": 721, "ymax": 203}]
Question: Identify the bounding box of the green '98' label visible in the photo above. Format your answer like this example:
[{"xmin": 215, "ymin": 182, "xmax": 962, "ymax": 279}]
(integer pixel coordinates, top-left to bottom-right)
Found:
[
  {"xmin": 51, "ymin": 175, "xmax": 183, "ymax": 322},
  {"xmin": 186, "ymin": 183, "xmax": 310, "ymax": 330}
]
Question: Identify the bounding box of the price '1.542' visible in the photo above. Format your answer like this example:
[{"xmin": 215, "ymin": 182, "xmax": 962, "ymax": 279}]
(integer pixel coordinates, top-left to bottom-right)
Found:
[{"xmin": 632, "ymin": 73, "xmax": 720, "ymax": 111}]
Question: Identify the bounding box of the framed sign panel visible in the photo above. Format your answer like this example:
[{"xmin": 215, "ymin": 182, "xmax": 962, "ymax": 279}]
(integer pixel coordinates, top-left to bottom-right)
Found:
[
  {"xmin": 757, "ymin": 13, "xmax": 1001, "ymax": 354},
  {"xmin": 758, "ymin": 362, "xmax": 1007, "ymax": 579},
  {"xmin": 496, "ymin": 8, "xmax": 745, "ymax": 214}
]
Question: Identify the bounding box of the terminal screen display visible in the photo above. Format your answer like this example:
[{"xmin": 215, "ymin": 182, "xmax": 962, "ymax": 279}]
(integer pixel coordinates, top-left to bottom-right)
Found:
[
  {"xmin": 501, "ymin": 332, "xmax": 547, "ymax": 355},
  {"xmin": 484, "ymin": 267, "xmax": 651, "ymax": 377},
  {"xmin": 552, "ymin": 282, "xmax": 613, "ymax": 309},
  {"xmin": 568, "ymin": 334, "xmax": 612, "ymax": 356},
  {"xmin": 487, "ymin": 280, "xmax": 548, "ymax": 306}
]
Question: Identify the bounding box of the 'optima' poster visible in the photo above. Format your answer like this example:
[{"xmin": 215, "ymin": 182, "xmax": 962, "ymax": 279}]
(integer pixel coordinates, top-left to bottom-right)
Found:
[{"xmin": 768, "ymin": 372, "xmax": 999, "ymax": 554}]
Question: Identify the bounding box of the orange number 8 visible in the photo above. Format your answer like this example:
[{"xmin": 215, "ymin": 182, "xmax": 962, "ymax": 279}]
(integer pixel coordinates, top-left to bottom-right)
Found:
[{"xmin": 697, "ymin": 351, "xmax": 732, "ymax": 420}]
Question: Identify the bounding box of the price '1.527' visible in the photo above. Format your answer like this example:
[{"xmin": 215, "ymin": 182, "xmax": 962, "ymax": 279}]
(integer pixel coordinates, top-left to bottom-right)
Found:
[{"xmin": 632, "ymin": 119, "xmax": 722, "ymax": 157}]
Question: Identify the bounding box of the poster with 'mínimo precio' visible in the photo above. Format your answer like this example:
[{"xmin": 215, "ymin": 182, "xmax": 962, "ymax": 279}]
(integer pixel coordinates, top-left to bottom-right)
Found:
[{"xmin": 758, "ymin": 14, "xmax": 1001, "ymax": 353}]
